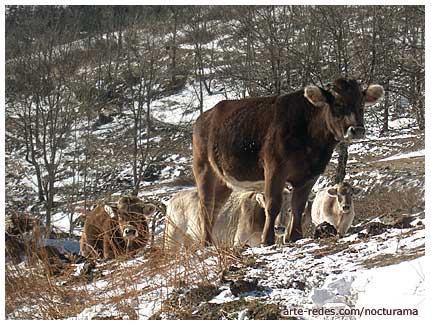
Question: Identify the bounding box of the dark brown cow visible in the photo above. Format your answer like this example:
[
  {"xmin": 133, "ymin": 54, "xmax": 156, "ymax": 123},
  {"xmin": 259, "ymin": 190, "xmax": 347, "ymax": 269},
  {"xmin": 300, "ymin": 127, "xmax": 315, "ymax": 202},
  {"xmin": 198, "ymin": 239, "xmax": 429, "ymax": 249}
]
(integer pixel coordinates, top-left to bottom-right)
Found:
[
  {"xmin": 80, "ymin": 196, "xmax": 156, "ymax": 259},
  {"xmin": 192, "ymin": 77, "xmax": 384, "ymax": 245}
]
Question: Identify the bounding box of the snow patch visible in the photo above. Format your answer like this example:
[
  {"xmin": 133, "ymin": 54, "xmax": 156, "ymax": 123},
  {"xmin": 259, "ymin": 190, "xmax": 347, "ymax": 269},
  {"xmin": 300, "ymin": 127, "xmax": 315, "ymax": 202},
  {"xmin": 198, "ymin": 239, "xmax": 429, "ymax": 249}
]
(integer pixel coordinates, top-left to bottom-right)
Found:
[{"xmin": 378, "ymin": 149, "xmax": 425, "ymax": 162}]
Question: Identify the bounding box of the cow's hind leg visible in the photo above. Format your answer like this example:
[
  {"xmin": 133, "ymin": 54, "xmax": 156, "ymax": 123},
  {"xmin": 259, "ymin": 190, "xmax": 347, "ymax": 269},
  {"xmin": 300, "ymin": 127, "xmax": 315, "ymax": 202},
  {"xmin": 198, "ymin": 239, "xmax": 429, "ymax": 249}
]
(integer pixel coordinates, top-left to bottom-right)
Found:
[
  {"xmin": 262, "ymin": 169, "xmax": 287, "ymax": 246},
  {"xmin": 194, "ymin": 159, "xmax": 217, "ymax": 245},
  {"xmin": 210, "ymin": 179, "xmax": 232, "ymax": 245},
  {"xmin": 194, "ymin": 161, "xmax": 232, "ymax": 246}
]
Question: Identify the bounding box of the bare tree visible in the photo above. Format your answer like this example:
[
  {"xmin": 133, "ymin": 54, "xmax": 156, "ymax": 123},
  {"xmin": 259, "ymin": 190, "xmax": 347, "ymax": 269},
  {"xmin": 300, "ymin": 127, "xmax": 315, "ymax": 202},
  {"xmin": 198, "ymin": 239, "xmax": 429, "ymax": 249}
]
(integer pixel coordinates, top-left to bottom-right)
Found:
[
  {"xmin": 122, "ymin": 16, "xmax": 168, "ymax": 194},
  {"xmin": 7, "ymin": 8, "xmax": 81, "ymax": 230}
]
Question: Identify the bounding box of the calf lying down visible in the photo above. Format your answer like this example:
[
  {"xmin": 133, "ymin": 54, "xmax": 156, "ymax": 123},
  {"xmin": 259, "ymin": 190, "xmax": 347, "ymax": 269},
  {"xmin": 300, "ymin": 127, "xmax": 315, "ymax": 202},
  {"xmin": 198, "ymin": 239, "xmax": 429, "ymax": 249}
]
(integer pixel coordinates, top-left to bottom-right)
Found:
[
  {"xmin": 80, "ymin": 196, "xmax": 157, "ymax": 259},
  {"xmin": 164, "ymin": 188, "xmax": 291, "ymax": 250},
  {"xmin": 310, "ymin": 182, "xmax": 361, "ymax": 236}
]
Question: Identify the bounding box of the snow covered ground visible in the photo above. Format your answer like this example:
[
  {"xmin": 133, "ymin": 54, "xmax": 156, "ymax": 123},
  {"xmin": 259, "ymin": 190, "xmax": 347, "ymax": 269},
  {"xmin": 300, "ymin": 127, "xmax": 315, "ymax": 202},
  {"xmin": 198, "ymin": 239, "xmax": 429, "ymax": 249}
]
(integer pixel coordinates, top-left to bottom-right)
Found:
[
  {"xmin": 378, "ymin": 149, "xmax": 425, "ymax": 162},
  {"xmin": 50, "ymin": 209, "xmax": 424, "ymax": 320},
  {"xmin": 5, "ymin": 66, "xmax": 426, "ymax": 319}
]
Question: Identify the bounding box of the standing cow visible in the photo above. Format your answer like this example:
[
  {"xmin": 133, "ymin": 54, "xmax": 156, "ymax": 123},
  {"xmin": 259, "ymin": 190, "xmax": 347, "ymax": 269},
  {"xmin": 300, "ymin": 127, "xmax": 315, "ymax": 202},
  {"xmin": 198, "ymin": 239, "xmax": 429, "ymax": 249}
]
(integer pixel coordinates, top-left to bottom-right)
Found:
[
  {"xmin": 192, "ymin": 77, "xmax": 384, "ymax": 245},
  {"xmin": 311, "ymin": 182, "xmax": 361, "ymax": 236},
  {"xmin": 164, "ymin": 189, "xmax": 291, "ymax": 250}
]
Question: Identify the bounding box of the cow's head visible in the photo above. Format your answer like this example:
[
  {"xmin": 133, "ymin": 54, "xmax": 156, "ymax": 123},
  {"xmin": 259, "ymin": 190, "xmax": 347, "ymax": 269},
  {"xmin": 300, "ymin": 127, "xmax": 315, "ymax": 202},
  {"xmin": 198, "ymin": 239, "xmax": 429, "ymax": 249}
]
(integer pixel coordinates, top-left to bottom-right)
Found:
[
  {"xmin": 327, "ymin": 182, "xmax": 361, "ymax": 214},
  {"xmin": 106, "ymin": 196, "xmax": 157, "ymax": 240},
  {"xmin": 256, "ymin": 189, "xmax": 292, "ymax": 237},
  {"xmin": 304, "ymin": 77, "xmax": 384, "ymax": 142}
]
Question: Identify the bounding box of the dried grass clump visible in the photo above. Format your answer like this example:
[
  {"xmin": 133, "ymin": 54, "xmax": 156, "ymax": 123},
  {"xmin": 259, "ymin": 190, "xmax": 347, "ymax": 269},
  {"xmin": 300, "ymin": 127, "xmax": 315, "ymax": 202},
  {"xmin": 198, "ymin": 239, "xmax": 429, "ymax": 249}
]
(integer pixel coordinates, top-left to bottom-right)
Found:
[
  {"xmin": 6, "ymin": 234, "xmax": 243, "ymax": 320},
  {"xmin": 354, "ymin": 188, "xmax": 423, "ymax": 223}
]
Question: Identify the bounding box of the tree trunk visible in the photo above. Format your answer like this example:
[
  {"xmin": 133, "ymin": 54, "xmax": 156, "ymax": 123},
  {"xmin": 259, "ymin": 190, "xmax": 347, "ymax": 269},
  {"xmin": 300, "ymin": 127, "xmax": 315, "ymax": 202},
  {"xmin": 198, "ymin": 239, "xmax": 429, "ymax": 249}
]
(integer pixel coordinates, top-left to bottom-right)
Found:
[
  {"xmin": 380, "ymin": 81, "xmax": 390, "ymax": 135},
  {"xmin": 170, "ymin": 10, "xmax": 178, "ymax": 82},
  {"xmin": 334, "ymin": 142, "xmax": 349, "ymax": 184}
]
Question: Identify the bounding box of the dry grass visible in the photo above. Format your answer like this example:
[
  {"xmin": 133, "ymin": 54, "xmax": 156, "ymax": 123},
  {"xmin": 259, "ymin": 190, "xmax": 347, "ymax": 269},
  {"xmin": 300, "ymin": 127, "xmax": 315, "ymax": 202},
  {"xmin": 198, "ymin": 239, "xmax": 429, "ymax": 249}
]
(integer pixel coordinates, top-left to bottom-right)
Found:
[
  {"xmin": 5, "ymin": 261, "xmax": 93, "ymax": 319},
  {"xmin": 354, "ymin": 187, "xmax": 423, "ymax": 224},
  {"xmin": 5, "ymin": 234, "xmax": 243, "ymax": 320},
  {"xmin": 361, "ymin": 244, "xmax": 425, "ymax": 269}
]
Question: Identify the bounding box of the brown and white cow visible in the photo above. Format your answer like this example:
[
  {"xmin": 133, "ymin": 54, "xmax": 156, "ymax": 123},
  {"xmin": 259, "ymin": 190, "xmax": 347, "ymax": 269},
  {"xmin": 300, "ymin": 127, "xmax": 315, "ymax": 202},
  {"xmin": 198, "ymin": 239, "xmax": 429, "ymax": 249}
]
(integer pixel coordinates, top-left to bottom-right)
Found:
[
  {"xmin": 192, "ymin": 77, "xmax": 384, "ymax": 245},
  {"xmin": 164, "ymin": 189, "xmax": 291, "ymax": 250},
  {"xmin": 311, "ymin": 182, "xmax": 361, "ymax": 236},
  {"xmin": 80, "ymin": 196, "xmax": 156, "ymax": 259}
]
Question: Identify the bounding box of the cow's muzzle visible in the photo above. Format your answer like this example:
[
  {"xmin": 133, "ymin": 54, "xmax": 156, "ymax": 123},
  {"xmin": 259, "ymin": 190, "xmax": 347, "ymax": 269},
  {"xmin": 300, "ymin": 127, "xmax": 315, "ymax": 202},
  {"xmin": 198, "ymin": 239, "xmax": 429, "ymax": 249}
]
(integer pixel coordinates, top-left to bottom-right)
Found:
[
  {"xmin": 345, "ymin": 126, "xmax": 365, "ymax": 140},
  {"xmin": 342, "ymin": 205, "xmax": 351, "ymax": 213},
  {"xmin": 123, "ymin": 226, "xmax": 138, "ymax": 239},
  {"xmin": 274, "ymin": 225, "xmax": 287, "ymax": 236}
]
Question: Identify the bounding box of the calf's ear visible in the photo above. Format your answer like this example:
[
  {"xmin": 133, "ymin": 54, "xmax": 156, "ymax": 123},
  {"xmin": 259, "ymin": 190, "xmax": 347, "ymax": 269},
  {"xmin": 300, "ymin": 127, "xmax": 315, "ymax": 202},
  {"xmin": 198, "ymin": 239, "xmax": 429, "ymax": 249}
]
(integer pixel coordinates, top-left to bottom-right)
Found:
[
  {"xmin": 327, "ymin": 188, "xmax": 338, "ymax": 197},
  {"xmin": 364, "ymin": 84, "xmax": 384, "ymax": 106},
  {"xmin": 304, "ymin": 86, "xmax": 329, "ymax": 107},
  {"xmin": 255, "ymin": 193, "xmax": 266, "ymax": 208},
  {"xmin": 104, "ymin": 205, "xmax": 117, "ymax": 219},
  {"xmin": 141, "ymin": 203, "xmax": 157, "ymax": 216}
]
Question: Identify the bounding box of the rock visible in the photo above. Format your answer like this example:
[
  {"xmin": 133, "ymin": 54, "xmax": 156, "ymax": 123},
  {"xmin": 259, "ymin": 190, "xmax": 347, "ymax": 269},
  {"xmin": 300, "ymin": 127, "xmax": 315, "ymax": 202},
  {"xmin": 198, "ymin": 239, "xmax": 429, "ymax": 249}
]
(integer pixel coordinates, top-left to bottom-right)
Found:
[
  {"xmin": 287, "ymin": 280, "xmax": 306, "ymax": 291},
  {"xmin": 230, "ymin": 279, "xmax": 259, "ymax": 296},
  {"xmin": 143, "ymin": 164, "xmax": 162, "ymax": 182},
  {"xmin": 366, "ymin": 222, "xmax": 387, "ymax": 236},
  {"xmin": 314, "ymin": 222, "xmax": 338, "ymax": 239},
  {"xmin": 392, "ymin": 216, "xmax": 413, "ymax": 229}
]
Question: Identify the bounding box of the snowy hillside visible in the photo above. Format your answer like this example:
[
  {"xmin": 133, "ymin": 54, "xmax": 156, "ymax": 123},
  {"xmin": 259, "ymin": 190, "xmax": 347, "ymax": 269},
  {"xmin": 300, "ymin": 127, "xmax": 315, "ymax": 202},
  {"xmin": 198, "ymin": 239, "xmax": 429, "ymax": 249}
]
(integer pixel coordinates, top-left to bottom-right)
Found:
[
  {"xmin": 5, "ymin": 78, "xmax": 425, "ymax": 319},
  {"xmin": 5, "ymin": 5, "xmax": 426, "ymax": 320}
]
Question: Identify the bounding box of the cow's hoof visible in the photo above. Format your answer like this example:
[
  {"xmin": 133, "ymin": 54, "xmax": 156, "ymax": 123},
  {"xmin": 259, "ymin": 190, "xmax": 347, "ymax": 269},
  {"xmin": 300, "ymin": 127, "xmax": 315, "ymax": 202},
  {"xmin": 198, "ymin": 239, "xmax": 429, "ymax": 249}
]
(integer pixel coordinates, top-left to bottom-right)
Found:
[
  {"xmin": 289, "ymin": 232, "xmax": 303, "ymax": 242},
  {"xmin": 259, "ymin": 239, "xmax": 275, "ymax": 247}
]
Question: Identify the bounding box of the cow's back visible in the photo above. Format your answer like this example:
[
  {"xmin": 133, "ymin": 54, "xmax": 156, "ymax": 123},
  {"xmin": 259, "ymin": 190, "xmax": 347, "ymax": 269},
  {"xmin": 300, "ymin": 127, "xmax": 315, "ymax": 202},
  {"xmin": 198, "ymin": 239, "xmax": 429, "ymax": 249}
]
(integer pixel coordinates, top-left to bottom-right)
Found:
[
  {"xmin": 193, "ymin": 97, "xmax": 280, "ymax": 187},
  {"xmin": 165, "ymin": 189, "xmax": 201, "ymax": 250},
  {"xmin": 80, "ymin": 205, "xmax": 110, "ymax": 257},
  {"xmin": 165, "ymin": 190, "xmax": 263, "ymax": 249},
  {"xmin": 233, "ymin": 192, "xmax": 266, "ymax": 246},
  {"xmin": 83, "ymin": 205, "xmax": 108, "ymax": 235}
]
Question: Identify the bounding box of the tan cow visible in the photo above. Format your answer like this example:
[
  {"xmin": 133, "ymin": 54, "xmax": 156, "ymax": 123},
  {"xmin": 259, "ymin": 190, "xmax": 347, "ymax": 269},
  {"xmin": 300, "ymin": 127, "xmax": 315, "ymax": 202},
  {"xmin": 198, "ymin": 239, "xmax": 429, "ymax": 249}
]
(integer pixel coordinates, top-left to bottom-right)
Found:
[
  {"xmin": 80, "ymin": 196, "xmax": 157, "ymax": 259},
  {"xmin": 311, "ymin": 182, "xmax": 361, "ymax": 236},
  {"xmin": 164, "ymin": 189, "xmax": 291, "ymax": 250}
]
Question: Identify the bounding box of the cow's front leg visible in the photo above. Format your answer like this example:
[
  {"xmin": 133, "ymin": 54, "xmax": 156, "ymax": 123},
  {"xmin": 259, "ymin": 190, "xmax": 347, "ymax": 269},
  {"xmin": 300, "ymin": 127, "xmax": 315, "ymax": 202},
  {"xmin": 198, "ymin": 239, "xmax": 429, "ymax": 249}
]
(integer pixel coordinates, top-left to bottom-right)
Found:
[
  {"xmin": 261, "ymin": 168, "xmax": 287, "ymax": 246},
  {"xmin": 290, "ymin": 176, "xmax": 318, "ymax": 242}
]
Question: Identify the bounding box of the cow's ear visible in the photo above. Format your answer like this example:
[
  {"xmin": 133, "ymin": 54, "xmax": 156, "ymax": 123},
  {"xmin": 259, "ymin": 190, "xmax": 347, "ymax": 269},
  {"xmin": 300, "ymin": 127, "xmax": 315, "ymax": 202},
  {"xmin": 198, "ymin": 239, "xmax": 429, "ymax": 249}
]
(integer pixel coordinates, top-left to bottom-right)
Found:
[
  {"xmin": 364, "ymin": 84, "xmax": 384, "ymax": 106},
  {"xmin": 255, "ymin": 193, "xmax": 266, "ymax": 208},
  {"xmin": 141, "ymin": 203, "xmax": 157, "ymax": 216},
  {"xmin": 327, "ymin": 188, "xmax": 338, "ymax": 197},
  {"xmin": 304, "ymin": 86, "xmax": 329, "ymax": 107},
  {"xmin": 104, "ymin": 205, "xmax": 117, "ymax": 219},
  {"xmin": 352, "ymin": 187, "xmax": 362, "ymax": 195}
]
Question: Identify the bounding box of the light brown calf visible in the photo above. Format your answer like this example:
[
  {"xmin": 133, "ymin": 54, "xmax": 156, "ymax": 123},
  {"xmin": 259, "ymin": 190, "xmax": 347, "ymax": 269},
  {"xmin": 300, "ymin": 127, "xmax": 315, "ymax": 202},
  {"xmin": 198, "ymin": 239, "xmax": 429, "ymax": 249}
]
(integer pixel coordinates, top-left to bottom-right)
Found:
[
  {"xmin": 311, "ymin": 182, "xmax": 361, "ymax": 236},
  {"xmin": 80, "ymin": 196, "xmax": 156, "ymax": 259},
  {"xmin": 164, "ymin": 189, "xmax": 291, "ymax": 250}
]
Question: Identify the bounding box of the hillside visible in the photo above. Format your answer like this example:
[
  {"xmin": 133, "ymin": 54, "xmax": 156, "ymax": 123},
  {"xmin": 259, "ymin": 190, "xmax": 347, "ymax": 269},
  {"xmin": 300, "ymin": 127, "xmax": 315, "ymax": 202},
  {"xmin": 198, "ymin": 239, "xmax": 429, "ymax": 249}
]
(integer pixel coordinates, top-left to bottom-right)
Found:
[
  {"xmin": 5, "ymin": 5, "xmax": 425, "ymax": 320},
  {"xmin": 5, "ymin": 78, "xmax": 425, "ymax": 319}
]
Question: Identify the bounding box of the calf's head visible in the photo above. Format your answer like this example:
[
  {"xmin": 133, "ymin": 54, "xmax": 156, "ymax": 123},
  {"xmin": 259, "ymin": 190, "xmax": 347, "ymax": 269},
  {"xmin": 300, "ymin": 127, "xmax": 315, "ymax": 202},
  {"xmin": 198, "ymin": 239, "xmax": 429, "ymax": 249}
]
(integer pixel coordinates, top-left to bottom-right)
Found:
[
  {"xmin": 255, "ymin": 189, "xmax": 292, "ymax": 237},
  {"xmin": 105, "ymin": 196, "xmax": 157, "ymax": 240},
  {"xmin": 326, "ymin": 182, "xmax": 361, "ymax": 214},
  {"xmin": 304, "ymin": 77, "xmax": 384, "ymax": 142}
]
